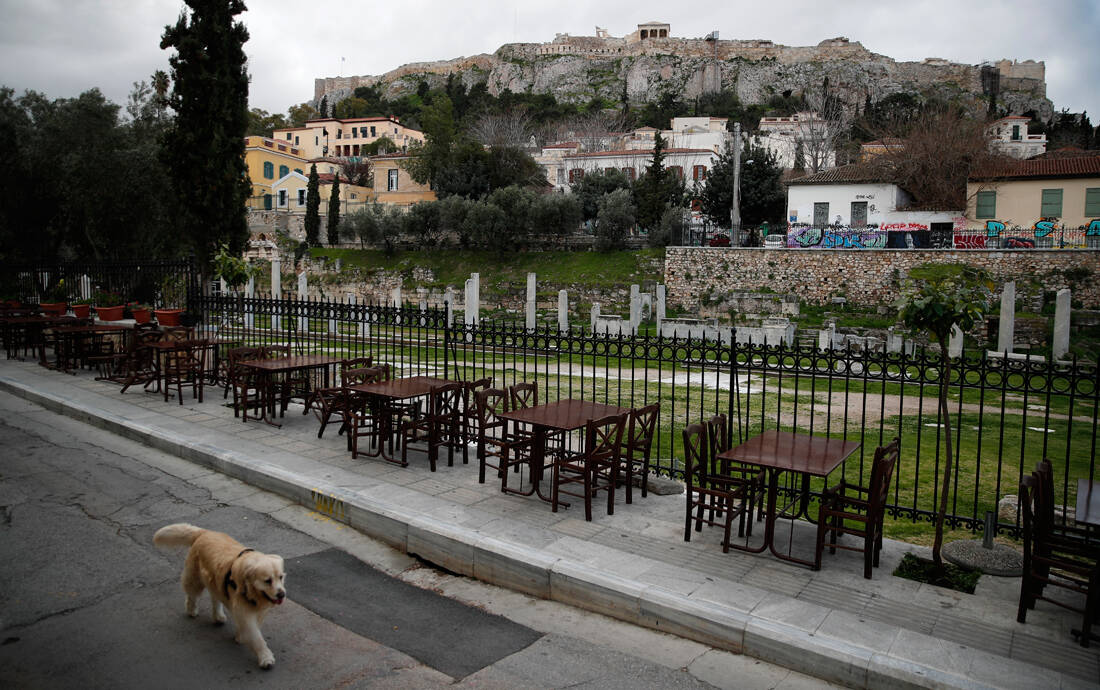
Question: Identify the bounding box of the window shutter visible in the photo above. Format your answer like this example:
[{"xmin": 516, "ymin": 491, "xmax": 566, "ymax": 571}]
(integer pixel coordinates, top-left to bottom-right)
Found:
[
  {"xmin": 975, "ymin": 191, "xmax": 996, "ymax": 219},
  {"xmin": 1085, "ymin": 188, "xmax": 1100, "ymax": 217},
  {"xmin": 1040, "ymin": 188, "xmax": 1063, "ymax": 217}
]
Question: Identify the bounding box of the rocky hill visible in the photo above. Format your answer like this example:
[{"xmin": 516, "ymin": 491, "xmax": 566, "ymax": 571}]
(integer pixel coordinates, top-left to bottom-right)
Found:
[{"xmin": 314, "ymin": 26, "xmax": 1051, "ymax": 120}]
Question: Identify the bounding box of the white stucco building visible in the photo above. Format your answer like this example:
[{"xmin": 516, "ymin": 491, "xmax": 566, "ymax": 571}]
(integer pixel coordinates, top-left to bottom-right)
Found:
[
  {"xmin": 986, "ymin": 116, "xmax": 1047, "ymax": 159},
  {"xmin": 753, "ymin": 112, "xmax": 837, "ymax": 172},
  {"xmin": 785, "ymin": 164, "xmax": 960, "ymax": 248}
]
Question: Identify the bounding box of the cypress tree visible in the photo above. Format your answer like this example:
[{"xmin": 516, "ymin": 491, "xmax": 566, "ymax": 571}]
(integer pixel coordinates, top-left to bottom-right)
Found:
[
  {"xmin": 326, "ymin": 173, "xmax": 341, "ymax": 246},
  {"xmin": 305, "ymin": 164, "xmax": 321, "ymax": 246},
  {"xmin": 160, "ymin": 0, "xmax": 251, "ymax": 273}
]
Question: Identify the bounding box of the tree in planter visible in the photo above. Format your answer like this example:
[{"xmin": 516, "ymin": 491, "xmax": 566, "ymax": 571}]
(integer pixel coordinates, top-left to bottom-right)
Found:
[
  {"xmin": 895, "ymin": 269, "xmax": 991, "ymax": 568},
  {"xmin": 326, "ymin": 173, "xmax": 341, "ymax": 246},
  {"xmin": 304, "ymin": 164, "xmax": 320, "ymax": 246}
]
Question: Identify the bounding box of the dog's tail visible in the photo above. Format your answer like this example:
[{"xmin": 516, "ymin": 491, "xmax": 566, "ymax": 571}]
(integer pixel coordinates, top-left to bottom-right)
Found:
[{"xmin": 153, "ymin": 523, "xmax": 205, "ymax": 548}]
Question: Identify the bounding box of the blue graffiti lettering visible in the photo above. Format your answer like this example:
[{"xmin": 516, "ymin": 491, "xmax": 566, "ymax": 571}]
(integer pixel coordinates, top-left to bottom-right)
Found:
[
  {"xmin": 986, "ymin": 220, "xmax": 1005, "ymax": 238},
  {"xmin": 1034, "ymin": 220, "xmax": 1055, "ymax": 237},
  {"xmin": 1088, "ymin": 219, "xmax": 1100, "ymax": 236}
]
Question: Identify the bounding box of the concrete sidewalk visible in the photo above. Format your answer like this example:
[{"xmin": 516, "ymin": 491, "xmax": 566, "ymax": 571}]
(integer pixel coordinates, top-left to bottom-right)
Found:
[{"xmin": 1, "ymin": 359, "xmax": 1096, "ymax": 689}]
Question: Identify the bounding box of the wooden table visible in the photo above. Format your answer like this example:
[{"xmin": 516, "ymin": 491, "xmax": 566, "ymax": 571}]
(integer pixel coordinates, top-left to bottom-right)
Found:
[
  {"xmin": 45, "ymin": 323, "xmax": 133, "ymax": 371},
  {"xmin": 498, "ymin": 399, "xmax": 632, "ymax": 505},
  {"xmin": 236, "ymin": 354, "xmax": 342, "ymax": 426},
  {"xmin": 717, "ymin": 429, "xmax": 861, "ymax": 567},
  {"xmin": 346, "ymin": 376, "xmax": 457, "ymax": 465},
  {"xmin": 1076, "ymin": 479, "xmax": 1100, "ymax": 527},
  {"xmin": 1, "ymin": 315, "xmax": 81, "ymax": 360}
]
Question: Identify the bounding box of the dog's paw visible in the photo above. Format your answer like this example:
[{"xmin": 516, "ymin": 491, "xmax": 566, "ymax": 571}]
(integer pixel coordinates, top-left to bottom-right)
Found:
[
  {"xmin": 258, "ymin": 652, "xmax": 275, "ymax": 669},
  {"xmin": 185, "ymin": 597, "xmax": 198, "ymax": 618}
]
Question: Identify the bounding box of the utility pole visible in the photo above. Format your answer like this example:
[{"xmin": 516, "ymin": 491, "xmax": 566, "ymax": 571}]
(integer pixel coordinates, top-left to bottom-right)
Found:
[{"xmin": 730, "ymin": 121, "xmax": 741, "ymax": 247}]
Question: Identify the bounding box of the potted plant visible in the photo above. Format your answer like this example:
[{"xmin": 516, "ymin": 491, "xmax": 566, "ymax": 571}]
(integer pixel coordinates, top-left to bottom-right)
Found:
[
  {"xmin": 93, "ymin": 289, "xmax": 125, "ymax": 321},
  {"xmin": 40, "ymin": 279, "xmax": 69, "ymax": 315},
  {"xmin": 70, "ymin": 296, "xmax": 94, "ymax": 319},
  {"xmin": 127, "ymin": 302, "xmax": 153, "ymax": 324},
  {"xmin": 154, "ymin": 306, "xmax": 185, "ymax": 326}
]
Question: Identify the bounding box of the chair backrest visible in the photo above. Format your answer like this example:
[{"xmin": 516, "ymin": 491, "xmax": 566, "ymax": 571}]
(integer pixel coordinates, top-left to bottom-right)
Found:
[
  {"xmin": 263, "ymin": 344, "xmax": 290, "ymax": 358},
  {"xmin": 474, "ymin": 388, "xmax": 509, "ymax": 441},
  {"xmin": 584, "ymin": 413, "xmax": 627, "ymax": 462},
  {"xmin": 430, "ymin": 382, "xmax": 463, "ymax": 418},
  {"xmin": 626, "ymin": 404, "xmax": 659, "ymax": 458},
  {"xmin": 168, "ymin": 339, "xmax": 206, "ymax": 370},
  {"xmin": 1019, "ymin": 475, "xmax": 1040, "ymax": 557},
  {"xmin": 509, "ymin": 381, "xmax": 538, "ymax": 410},
  {"xmin": 681, "ymin": 423, "xmax": 709, "ymax": 489},
  {"xmin": 227, "ymin": 346, "xmax": 262, "ymax": 365},
  {"xmin": 868, "ymin": 437, "xmax": 901, "ymax": 517},
  {"xmin": 162, "ymin": 326, "xmax": 193, "ymax": 342},
  {"xmin": 343, "ymin": 366, "xmax": 383, "ymax": 387},
  {"xmin": 706, "ymin": 413, "xmax": 729, "ymax": 474},
  {"xmin": 463, "ymin": 377, "xmax": 493, "ymax": 410},
  {"xmin": 340, "ymin": 356, "xmax": 372, "ymax": 375}
]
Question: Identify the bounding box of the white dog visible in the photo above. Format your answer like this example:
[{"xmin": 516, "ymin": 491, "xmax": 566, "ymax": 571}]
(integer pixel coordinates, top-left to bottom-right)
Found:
[{"xmin": 154, "ymin": 523, "xmax": 287, "ymax": 668}]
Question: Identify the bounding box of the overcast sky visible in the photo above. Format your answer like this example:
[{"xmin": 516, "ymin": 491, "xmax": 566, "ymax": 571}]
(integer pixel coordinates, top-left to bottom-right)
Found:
[{"xmin": 1, "ymin": 0, "xmax": 1097, "ymax": 120}]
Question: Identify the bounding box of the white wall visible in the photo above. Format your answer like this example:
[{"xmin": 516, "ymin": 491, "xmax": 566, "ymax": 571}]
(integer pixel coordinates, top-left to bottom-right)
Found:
[{"xmin": 787, "ymin": 183, "xmax": 900, "ymax": 226}]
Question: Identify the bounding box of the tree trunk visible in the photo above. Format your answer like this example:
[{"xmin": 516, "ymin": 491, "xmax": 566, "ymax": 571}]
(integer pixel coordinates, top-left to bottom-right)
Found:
[{"xmin": 931, "ymin": 357, "xmax": 954, "ymax": 568}]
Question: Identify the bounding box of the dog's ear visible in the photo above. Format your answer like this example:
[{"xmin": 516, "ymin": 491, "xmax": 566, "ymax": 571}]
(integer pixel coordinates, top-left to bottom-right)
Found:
[{"xmin": 236, "ymin": 557, "xmax": 258, "ymax": 604}]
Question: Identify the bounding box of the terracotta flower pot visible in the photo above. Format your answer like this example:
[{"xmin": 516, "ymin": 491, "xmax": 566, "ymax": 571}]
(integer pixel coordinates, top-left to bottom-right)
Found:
[
  {"xmin": 71, "ymin": 304, "xmax": 91, "ymax": 318},
  {"xmin": 40, "ymin": 302, "xmax": 67, "ymax": 316},
  {"xmin": 97, "ymin": 305, "xmax": 125, "ymax": 321},
  {"xmin": 154, "ymin": 308, "xmax": 184, "ymax": 327},
  {"xmin": 132, "ymin": 308, "xmax": 151, "ymax": 324}
]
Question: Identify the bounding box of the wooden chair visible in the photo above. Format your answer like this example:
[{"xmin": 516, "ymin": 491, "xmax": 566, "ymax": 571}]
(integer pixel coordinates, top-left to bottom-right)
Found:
[
  {"xmin": 106, "ymin": 330, "xmax": 163, "ymax": 391},
  {"xmin": 707, "ymin": 413, "xmax": 765, "ymax": 529},
  {"xmin": 1018, "ymin": 474, "xmax": 1100, "ymax": 647},
  {"xmin": 460, "ymin": 377, "xmax": 493, "ymax": 466},
  {"xmin": 473, "ymin": 388, "xmax": 532, "ymax": 486},
  {"xmin": 346, "ymin": 366, "xmax": 389, "ymax": 459},
  {"xmin": 162, "ymin": 339, "xmax": 206, "ymax": 405},
  {"xmin": 304, "ymin": 356, "xmax": 372, "ymax": 438},
  {"xmin": 551, "ymin": 412, "xmax": 627, "ymax": 521},
  {"xmin": 814, "ymin": 436, "xmax": 901, "ymax": 578},
  {"xmin": 621, "ymin": 403, "xmax": 659, "ymax": 502},
  {"xmin": 683, "ymin": 423, "xmax": 751, "ymax": 551},
  {"xmin": 508, "ymin": 380, "xmax": 563, "ymax": 452},
  {"xmin": 401, "ymin": 382, "xmax": 463, "ymax": 471},
  {"xmin": 224, "ymin": 346, "xmax": 264, "ymax": 419}
]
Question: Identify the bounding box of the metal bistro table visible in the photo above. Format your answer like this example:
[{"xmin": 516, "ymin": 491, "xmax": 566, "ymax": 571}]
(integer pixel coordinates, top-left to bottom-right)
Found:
[
  {"xmin": 237, "ymin": 354, "xmax": 342, "ymax": 427},
  {"xmin": 45, "ymin": 322, "xmax": 134, "ymax": 372},
  {"xmin": 498, "ymin": 398, "xmax": 632, "ymax": 505},
  {"xmin": 346, "ymin": 375, "xmax": 458, "ymax": 466},
  {"xmin": 718, "ymin": 429, "xmax": 861, "ymax": 567}
]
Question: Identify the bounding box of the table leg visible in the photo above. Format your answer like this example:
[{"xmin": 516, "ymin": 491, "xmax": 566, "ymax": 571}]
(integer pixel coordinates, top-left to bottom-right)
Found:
[{"xmin": 767, "ymin": 469, "xmax": 817, "ymax": 567}]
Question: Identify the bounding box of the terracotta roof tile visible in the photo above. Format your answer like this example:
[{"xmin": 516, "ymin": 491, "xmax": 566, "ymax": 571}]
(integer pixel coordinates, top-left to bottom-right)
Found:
[
  {"xmin": 970, "ymin": 154, "xmax": 1100, "ymax": 180},
  {"xmin": 786, "ymin": 163, "xmax": 892, "ymax": 185}
]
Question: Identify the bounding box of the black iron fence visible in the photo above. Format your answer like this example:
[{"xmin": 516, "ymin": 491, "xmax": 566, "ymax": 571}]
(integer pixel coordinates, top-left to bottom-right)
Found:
[
  {"xmin": 193, "ymin": 290, "xmax": 1098, "ymax": 538},
  {"xmin": 6, "ymin": 259, "xmax": 197, "ymax": 311}
]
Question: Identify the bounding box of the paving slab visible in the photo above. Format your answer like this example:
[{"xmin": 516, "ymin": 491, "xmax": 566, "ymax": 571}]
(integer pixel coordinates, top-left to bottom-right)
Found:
[{"xmin": 2, "ymin": 359, "xmax": 1098, "ymax": 689}]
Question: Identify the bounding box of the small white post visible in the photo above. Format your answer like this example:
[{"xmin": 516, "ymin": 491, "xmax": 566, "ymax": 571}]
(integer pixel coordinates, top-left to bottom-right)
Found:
[{"xmin": 271, "ymin": 258, "xmax": 282, "ymax": 332}]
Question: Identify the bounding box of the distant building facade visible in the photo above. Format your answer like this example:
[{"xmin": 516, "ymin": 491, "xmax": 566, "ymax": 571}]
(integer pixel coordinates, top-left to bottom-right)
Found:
[{"xmin": 272, "ymin": 117, "xmax": 425, "ymax": 160}]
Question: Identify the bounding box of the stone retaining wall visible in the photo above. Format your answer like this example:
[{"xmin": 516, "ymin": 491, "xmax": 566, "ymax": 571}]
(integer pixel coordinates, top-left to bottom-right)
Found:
[{"xmin": 664, "ymin": 248, "xmax": 1100, "ymax": 309}]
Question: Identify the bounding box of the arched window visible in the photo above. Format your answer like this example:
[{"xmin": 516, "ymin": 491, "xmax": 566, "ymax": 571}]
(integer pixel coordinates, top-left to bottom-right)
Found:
[{"xmin": 263, "ymin": 162, "xmax": 274, "ymax": 179}]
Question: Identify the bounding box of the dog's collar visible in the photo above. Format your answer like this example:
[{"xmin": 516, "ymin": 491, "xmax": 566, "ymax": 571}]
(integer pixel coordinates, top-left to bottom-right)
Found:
[{"xmin": 223, "ymin": 548, "xmax": 256, "ymax": 600}]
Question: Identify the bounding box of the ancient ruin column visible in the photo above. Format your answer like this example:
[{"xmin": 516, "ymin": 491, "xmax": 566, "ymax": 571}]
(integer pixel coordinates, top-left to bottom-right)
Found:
[
  {"xmin": 656, "ymin": 284, "xmax": 666, "ymax": 328},
  {"xmin": 464, "ymin": 273, "xmax": 480, "ymax": 326},
  {"xmin": 629, "ymin": 284, "xmax": 641, "ymax": 332},
  {"xmin": 271, "ymin": 259, "xmax": 282, "ymax": 332},
  {"xmin": 997, "ymin": 281, "xmax": 1015, "ymax": 355},
  {"xmin": 1053, "ymin": 288, "xmax": 1070, "ymax": 360},
  {"xmin": 558, "ymin": 290, "xmax": 569, "ymax": 332},
  {"xmin": 949, "ymin": 324, "xmax": 964, "ymax": 358},
  {"xmin": 297, "ymin": 269, "xmax": 308, "ymax": 334},
  {"xmin": 525, "ymin": 273, "xmax": 537, "ymax": 331},
  {"xmin": 590, "ymin": 303, "xmax": 601, "ymax": 332},
  {"xmin": 244, "ymin": 275, "xmax": 255, "ymax": 329}
]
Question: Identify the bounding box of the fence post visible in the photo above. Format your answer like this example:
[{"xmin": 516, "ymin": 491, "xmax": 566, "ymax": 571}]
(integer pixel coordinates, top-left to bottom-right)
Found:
[
  {"xmin": 443, "ymin": 299, "xmax": 451, "ymax": 380},
  {"xmin": 244, "ymin": 275, "xmax": 255, "ymax": 329}
]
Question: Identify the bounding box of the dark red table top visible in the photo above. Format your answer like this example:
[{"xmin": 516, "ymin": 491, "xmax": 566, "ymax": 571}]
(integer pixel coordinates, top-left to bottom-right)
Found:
[
  {"xmin": 237, "ymin": 354, "xmax": 342, "ymax": 372},
  {"xmin": 348, "ymin": 375, "xmax": 457, "ymax": 400},
  {"xmin": 499, "ymin": 399, "xmax": 631, "ymax": 432},
  {"xmin": 719, "ymin": 429, "xmax": 860, "ymax": 477}
]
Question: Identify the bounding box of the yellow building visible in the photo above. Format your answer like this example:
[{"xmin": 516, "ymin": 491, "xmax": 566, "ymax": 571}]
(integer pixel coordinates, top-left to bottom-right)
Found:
[
  {"xmin": 272, "ymin": 117, "xmax": 425, "ymax": 160},
  {"xmin": 966, "ymin": 153, "xmax": 1100, "ymax": 248},
  {"xmin": 368, "ymin": 154, "xmax": 436, "ymax": 207},
  {"xmin": 243, "ymin": 136, "xmax": 309, "ymax": 209}
]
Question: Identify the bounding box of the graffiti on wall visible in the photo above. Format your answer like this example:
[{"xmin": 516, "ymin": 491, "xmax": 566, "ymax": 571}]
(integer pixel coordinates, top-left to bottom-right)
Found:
[
  {"xmin": 787, "ymin": 225, "xmax": 888, "ymax": 249},
  {"xmin": 951, "ymin": 219, "xmax": 1100, "ymax": 249}
]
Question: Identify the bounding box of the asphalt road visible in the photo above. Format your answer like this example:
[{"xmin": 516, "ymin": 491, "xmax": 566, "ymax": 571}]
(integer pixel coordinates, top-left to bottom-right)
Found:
[{"xmin": 0, "ymin": 389, "xmax": 835, "ymax": 689}]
